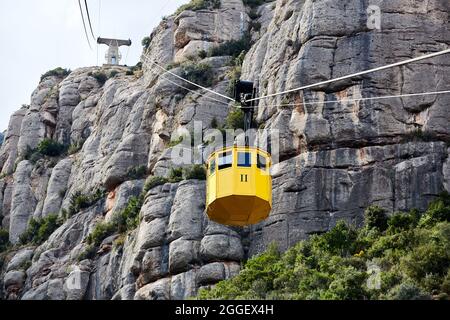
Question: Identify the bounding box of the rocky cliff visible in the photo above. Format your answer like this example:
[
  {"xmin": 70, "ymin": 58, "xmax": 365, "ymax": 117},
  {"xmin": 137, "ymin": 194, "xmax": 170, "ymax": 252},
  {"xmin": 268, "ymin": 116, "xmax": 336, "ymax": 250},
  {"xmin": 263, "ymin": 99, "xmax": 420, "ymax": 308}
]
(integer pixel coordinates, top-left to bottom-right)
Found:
[{"xmin": 0, "ymin": 0, "xmax": 449, "ymax": 300}]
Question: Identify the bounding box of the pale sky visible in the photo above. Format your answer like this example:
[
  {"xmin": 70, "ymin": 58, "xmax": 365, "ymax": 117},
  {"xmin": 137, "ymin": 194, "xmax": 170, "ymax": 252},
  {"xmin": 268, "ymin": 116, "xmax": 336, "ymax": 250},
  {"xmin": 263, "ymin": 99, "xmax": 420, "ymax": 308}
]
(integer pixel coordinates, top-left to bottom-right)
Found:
[{"xmin": 0, "ymin": 0, "xmax": 189, "ymax": 131}]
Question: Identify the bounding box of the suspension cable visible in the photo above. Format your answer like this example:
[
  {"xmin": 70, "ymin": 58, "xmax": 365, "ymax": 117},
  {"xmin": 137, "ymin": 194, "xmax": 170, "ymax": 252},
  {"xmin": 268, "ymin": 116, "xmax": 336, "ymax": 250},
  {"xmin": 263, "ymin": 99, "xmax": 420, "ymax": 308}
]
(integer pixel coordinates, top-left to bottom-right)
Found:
[
  {"xmin": 78, "ymin": 0, "xmax": 92, "ymax": 50},
  {"xmin": 142, "ymin": 55, "xmax": 236, "ymax": 102},
  {"xmin": 144, "ymin": 64, "xmax": 231, "ymax": 106},
  {"xmin": 246, "ymin": 48, "xmax": 450, "ymax": 103},
  {"xmin": 84, "ymin": 0, "xmax": 96, "ymax": 40},
  {"xmin": 239, "ymin": 89, "xmax": 450, "ymax": 109},
  {"xmin": 160, "ymin": 75, "xmax": 231, "ymax": 106}
]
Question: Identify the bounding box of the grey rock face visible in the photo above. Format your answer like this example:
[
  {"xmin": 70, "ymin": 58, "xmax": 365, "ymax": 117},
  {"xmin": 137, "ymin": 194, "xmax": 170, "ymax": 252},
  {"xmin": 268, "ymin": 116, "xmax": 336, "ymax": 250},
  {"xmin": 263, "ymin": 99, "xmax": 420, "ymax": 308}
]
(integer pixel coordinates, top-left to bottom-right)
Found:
[
  {"xmin": 9, "ymin": 161, "xmax": 36, "ymax": 244},
  {"xmin": 6, "ymin": 248, "xmax": 34, "ymax": 272},
  {"xmin": 42, "ymin": 158, "xmax": 73, "ymax": 216},
  {"xmin": 0, "ymin": 0, "xmax": 449, "ymax": 300},
  {"xmin": 0, "ymin": 106, "xmax": 27, "ymax": 175}
]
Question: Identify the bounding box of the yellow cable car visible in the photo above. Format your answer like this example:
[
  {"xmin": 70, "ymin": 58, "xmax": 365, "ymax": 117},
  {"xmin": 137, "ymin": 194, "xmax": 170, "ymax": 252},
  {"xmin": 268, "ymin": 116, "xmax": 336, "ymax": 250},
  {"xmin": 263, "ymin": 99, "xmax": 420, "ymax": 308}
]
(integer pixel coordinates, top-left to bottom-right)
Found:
[
  {"xmin": 205, "ymin": 80, "xmax": 272, "ymax": 226},
  {"xmin": 206, "ymin": 146, "xmax": 272, "ymax": 226}
]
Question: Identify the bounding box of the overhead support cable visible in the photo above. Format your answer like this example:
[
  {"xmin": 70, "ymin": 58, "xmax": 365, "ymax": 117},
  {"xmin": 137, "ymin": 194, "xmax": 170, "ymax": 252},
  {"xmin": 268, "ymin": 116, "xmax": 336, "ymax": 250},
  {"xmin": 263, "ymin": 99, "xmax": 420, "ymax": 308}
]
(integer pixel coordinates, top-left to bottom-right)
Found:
[
  {"xmin": 247, "ymin": 48, "xmax": 450, "ymax": 103},
  {"xmin": 78, "ymin": 0, "xmax": 92, "ymax": 50},
  {"xmin": 142, "ymin": 55, "xmax": 236, "ymax": 103},
  {"xmin": 84, "ymin": 0, "xmax": 96, "ymax": 40},
  {"xmin": 160, "ymin": 75, "xmax": 231, "ymax": 106},
  {"xmin": 240, "ymin": 89, "xmax": 450, "ymax": 109}
]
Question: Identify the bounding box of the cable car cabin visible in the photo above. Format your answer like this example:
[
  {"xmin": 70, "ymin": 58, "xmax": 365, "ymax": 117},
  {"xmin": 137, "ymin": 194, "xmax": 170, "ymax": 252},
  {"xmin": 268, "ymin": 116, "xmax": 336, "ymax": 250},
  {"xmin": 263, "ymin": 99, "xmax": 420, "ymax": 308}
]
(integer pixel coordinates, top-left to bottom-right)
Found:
[{"xmin": 206, "ymin": 146, "xmax": 272, "ymax": 226}]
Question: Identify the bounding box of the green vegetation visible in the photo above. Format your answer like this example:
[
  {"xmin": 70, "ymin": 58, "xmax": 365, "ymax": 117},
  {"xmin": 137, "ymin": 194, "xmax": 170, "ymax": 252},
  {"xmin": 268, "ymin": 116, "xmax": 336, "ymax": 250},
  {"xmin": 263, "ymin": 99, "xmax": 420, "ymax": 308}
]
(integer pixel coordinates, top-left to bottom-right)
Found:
[
  {"xmin": 89, "ymin": 71, "xmax": 108, "ymax": 85},
  {"xmin": 113, "ymin": 195, "xmax": 144, "ymax": 233},
  {"xmin": 78, "ymin": 244, "xmax": 97, "ymax": 261},
  {"xmin": 81, "ymin": 191, "xmax": 146, "ymax": 259},
  {"xmin": 198, "ymin": 193, "xmax": 450, "ymax": 300},
  {"xmin": 168, "ymin": 135, "xmax": 185, "ymax": 148},
  {"xmin": 225, "ymin": 108, "xmax": 245, "ymax": 130},
  {"xmin": 23, "ymin": 139, "xmax": 67, "ymax": 163},
  {"xmin": 243, "ymin": 0, "xmax": 272, "ymax": 9},
  {"xmin": 144, "ymin": 176, "xmax": 170, "ymax": 192},
  {"xmin": 109, "ymin": 70, "xmax": 119, "ymax": 78},
  {"xmin": 198, "ymin": 50, "xmax": 208, "ymax": 59},
  {"xmin": 126, "ymin": 165, "xmax": 148, "ymax": 180},
  {"xmin": 37, "ymin": 139, "xmax": 66, "ymax": 157},
  {"xmin": 142, "ymin": 36, "xmax": 151, "ymax": 49},
  {"xmin": 19, "ymin": 215, "xmax": 62, "ymax": 245},
  {"xmin": 210, "ymin": 117, "xmax": 219, "ymax": 129},
  {"xmin": 0, "ymin": 229, "xmax": 9, "ymax": 252},
  {"xmin": 169, "ymin": 168, "xmax": 184, "ymax": 183},
  {"xmin": 208, "ymin": 34, "xmax": 252, "ymax": 59},
  {"xmin": 402, "ymin": 128, "xmax": 449, "ymax": 145},
  {"xmin": 184, "ymin": 164, "xmax": 206, "ymax": 180},
  {"xmin": 127, "ymin": 62, "xmax": 143, "ymax": 76},
  {"xmin": 181, "ymin": 61, "xmax": 214, "ymax": 88},
  {"xmin": 86, "ymin": 221, "xmax": 117, "ymax": 247},
  {"xmin": 226, "ymin": 65, "xmax": 242, "ymax": 96},
  {"xmin": 175, "ymin": 0, "xmax": 221, "ymax": 15},
  {"xmin": 40, "ymin": 67, "xmax": 71, "ymax": 82},
  {"xmin": 67, "ymin": 189, "xmax": 106, "ymax": 217},
  {"xmin": 250, "ymin": 21, "xmax": 261, "ymax": 32},
  {"xmin": 68, "ymin": 140, "xmax": 85, "ymax": 155}
]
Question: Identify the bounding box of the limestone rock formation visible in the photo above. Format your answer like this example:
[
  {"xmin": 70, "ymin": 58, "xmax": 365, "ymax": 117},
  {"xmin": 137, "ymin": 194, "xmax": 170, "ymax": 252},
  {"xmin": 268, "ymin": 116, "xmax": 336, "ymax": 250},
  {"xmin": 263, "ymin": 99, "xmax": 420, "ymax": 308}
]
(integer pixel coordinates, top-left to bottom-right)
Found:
[{"xmin": 0, "ymin": 0, "xmax": 449, "ymax": 300}]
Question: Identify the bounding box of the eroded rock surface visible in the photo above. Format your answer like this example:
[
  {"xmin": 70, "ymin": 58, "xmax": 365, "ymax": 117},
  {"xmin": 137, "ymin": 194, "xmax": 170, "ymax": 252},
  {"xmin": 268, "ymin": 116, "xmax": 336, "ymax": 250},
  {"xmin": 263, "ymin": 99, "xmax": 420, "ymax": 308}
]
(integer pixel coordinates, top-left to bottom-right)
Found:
[{"xmin": 0, "ymin": 0, "xmax": 449, "ymax": 300}]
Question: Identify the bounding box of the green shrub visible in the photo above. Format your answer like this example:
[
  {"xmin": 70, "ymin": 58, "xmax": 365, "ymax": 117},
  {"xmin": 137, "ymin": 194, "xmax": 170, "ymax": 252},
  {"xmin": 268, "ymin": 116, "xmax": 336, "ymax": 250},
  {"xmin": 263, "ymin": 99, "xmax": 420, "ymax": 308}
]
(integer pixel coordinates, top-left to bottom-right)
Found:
[
  {"xmin": 68, "ymin": 140, "xmax": 85, "ymax": 155},
  {"xmin": 168, "ymin": 136, "xmax": 185, "ymax": 147},
  {"xmin": 83, "ymin": 193, "xmax": 146, "ymax": 259},
  {"xmin": 198, "ymin": 195, "xmax": 450, "ymax": 300},
  {"xmin": 142, "ymin": 36, "xmax": 151, "ymax": 49},
  {"xmin": 210, "ymin": 117, "xmax": 219, "ymax": 129},
  {"xmin": 225, "ymin": 108, "xmax": 245, "ymax": 130},
  {"xmin": 402, "ymin": 129, "xmax": 440, "ymax": 143},
  {"xmin": 78, "ymin": 244, "xmax": 97, "ymax": 261},
  {"xmin": 198, "ymin": 50, "xmax": 207, "ymax": 59},
  {"xmin": 90, "ymin": 71, "xmax": 108, "ymax": 85},
  {"xmin": 86, "ymin": 221, "xmax": 116, "ymax": 247},
  {"xmin": 113, "ymin": 195, "xmax": 144, "ymax": 233},
  {"xmin": 144, "ymin": 176, "xmax": 169, "ymax": 193},
  {"xmin": 40, "ymin": 67, "xmax": 71, "ymax": 82},
  {"xmin": 184, "ymin": 165, "xmax": 206, "ymax": 180},
  {"xmin": 127, "ymin": 62, "xmax": 143, "ymax": 75},
  {"xmin": 19, "ymin": 214, "xmax": 62, "ymax": 245},
  {"xmin": 113, "ymin": 234, "xmax": 126, "ymax": 248},
  {"xmin": 181, "ymin": 62, "xmax": 214, "ymax": 87},
  {"xmin": 0, "ymin": 229, "xmax": 9, "ymax": 252},
  {"xmin": 68, "ymin": 189, "xmax": 105, "ymax": 217},
  {"xmin": 169, "ymin": 168, "xmax": 183, "ymax": 183},
  {"xmin": 243, "ymin": 0, "xmax": 272, "ymax": 8},
  {"xmin": 387, "ymin": 210, "xmax": 420, "ymax": 234},
  {"xmin": 166, "ymin": 62, "xmax": 181, "ymax": 70},
  {"xmin": 311, "ymin": 221, "xmax": 359, "ymax": 256},
  {"xmin": 109, "ymin": 70, "xmax": 119, "ymax": 78},
  {"xmin": 208, "ymin": 34, "xmax": 252, "ymax": 58},
  {"xmin": 226, "ymin": 65, "xmax": 242, "ymax": 96},
  {"xmin": 250, "ymin": 21, "xmax": 261, "ymax": 31},
  {"xmin": 126, "ymin": 165, "xmax": 147, "ymax": 180},
  {"xmin": 390, "ymin": 283, "xmax": 431, "ymax": 300},
  {"xmin": 419, "ymin": 193, "xmax": 450, "ymax": 227},
  {"xmin": 37, "ymin": 139, "xmax": 66, "ymax": 157},
  {"xmin": 364, "ymin": 206, "xmax": 388, "ymax": 232},
  {"xmin": 175, "ymin": 0, "xmax": 221, "ymax": 15},
  {"xmin": 248, "ymin": 8, "xmax": 260, "ymax": 20}
]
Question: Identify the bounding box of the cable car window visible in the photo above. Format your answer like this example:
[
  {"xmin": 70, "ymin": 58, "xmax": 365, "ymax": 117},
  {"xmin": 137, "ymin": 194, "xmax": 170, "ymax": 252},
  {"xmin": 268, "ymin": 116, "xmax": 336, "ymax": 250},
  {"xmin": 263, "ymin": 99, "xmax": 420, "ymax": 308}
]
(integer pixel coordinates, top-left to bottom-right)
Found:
[
  {"xmin": 209, "ymin": 159, "xmax": 216, "ymax": 175},
  {"xmin": 257, "ymin": 154, "xmax": 267, "ymax": 170},
  {"xmin": 238, "ymin": 152, "xmax": 251, "ymax": 167},
  {"xmin": 218, "ymin": 152, "xmax": 233, "ymax": 170}
]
